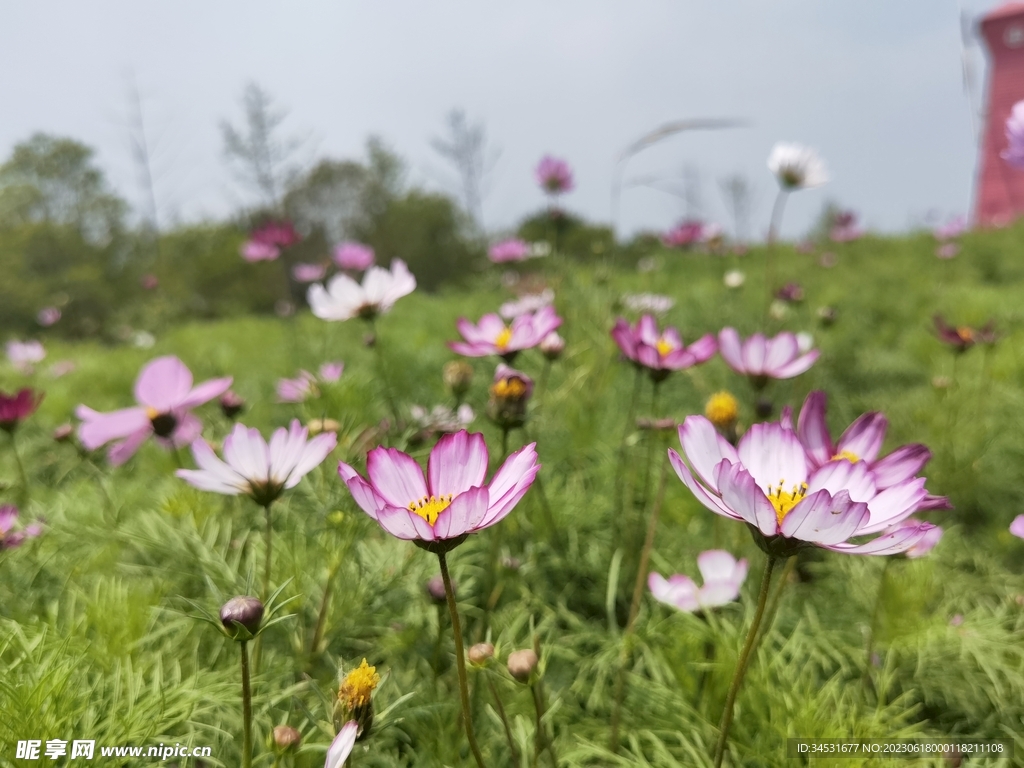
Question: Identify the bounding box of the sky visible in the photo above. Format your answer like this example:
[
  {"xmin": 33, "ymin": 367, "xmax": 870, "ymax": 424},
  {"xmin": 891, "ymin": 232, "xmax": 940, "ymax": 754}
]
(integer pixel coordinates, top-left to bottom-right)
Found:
[{"xmin": 0, "ymin": 0, "xmax": 1006, "ymax": 241}]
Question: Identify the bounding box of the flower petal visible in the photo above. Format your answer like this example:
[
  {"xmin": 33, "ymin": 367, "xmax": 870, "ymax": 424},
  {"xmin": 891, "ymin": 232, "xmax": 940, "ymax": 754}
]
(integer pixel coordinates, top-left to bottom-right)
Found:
[
  {"xmin": 325, "ymin": 721, "xmax": 359, "ymax": 768},
  {"xmin": 376, "ymin": 505, "xmax": 434, "ymax": 540},
  {"xmin": 737, "ymin": 422, "xmax": 808, "ymax": 491},
  {"xmin": 678, "ymin": 416, "xmax": 739, "ymax": 489},
  {"xmin": 824, "ymin": 521, "xmax": 936, "ymax": 556},
  {"xmin": 718, "ymin": 327, "xmax": 745, "ymax": 373},
  {"xmin": 78, "ymin": 407, "xmax": 149, "ymax": 449},
  {"xmin": 366, "ymin": 447, "xmax": 428, "ymax": 508},
  {"xmin": 836, "ymin": 412, "xmax": 888, "ymax": 463},
  {"xmin": 716, "ymin": 460, "xmax": 779, "ymax": 536},
  {"xmin": 871, "ymin": 444, "xmax": 931, "ymax": 489},
  {"xmin": 796, "ymin": 391, "xmax": 833, "ymax": 467},
  {"xmin": 339, "ymin": 462, "xmax": 385, "ymax": 520},
  {"xmin": 107, "ymin": 427, "xmax": 151, "ymax": 466},
  {"xmin": 483, "ymin": 443, "xmax": 540, "ymax": 526},
  {"xmin": 433, "ymin": 485, "xmax": 489, "ymax": 538},
  {"xmin": 178, "ymin": 376, "xmax": 234, "ymax": 409},
  {"xmin": 134, "ymin": 356, "xmax": 194, "ymax": 410},
  {"xmin": 428, "ymin": 431, "xmax": 489, "ymax": 497},
  {"xmin": 648, "ymin": 572, "xmax": 700, "ymax": 612},
  {"xmin": 780, "ymin": 489, "xmax": 869, "ymax": 545},
  {"xmin": 667, "ymin": 449, "xmax": 740, "ymax": 520}
]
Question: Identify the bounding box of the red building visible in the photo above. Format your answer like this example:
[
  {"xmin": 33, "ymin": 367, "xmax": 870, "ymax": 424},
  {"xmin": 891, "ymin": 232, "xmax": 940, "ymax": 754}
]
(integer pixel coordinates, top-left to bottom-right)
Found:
[{"xmin": 975, "ymin": 2, "xmax": 1024, "ymax": 226}]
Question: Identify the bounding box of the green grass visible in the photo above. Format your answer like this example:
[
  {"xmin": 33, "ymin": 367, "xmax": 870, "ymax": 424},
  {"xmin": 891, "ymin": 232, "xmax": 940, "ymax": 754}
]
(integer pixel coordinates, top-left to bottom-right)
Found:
[{"xmin": 2, "ymin": 223, "xmax": 1024, "ymax": 767}]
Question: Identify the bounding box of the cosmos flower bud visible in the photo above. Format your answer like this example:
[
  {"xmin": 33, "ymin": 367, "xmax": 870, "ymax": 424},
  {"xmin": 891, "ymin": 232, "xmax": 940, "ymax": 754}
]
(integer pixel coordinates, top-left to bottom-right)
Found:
[
  {"xmin": 308, "ymin": 418, "xmax": 341, "ymax": 436},
  {"xmin": 272, "ymin": 725, "xmax": 302, "ymax": 752},
  {"xmin": 335, "ymin": 659, "xmax": 380, "ymax": 741},
  {"xmin": 539, "ymin": 331, "xmax": 565, "ymax": 361},
  {"xmin": 507, "ymin": 649, "xmax": 539, "ymax": 683},
  {"xmin": 53, "ymin": 424, "xmax": 74, "ymax": 443},
  {"xmin": 443, "ymin": 360, "xmax": 474, "ymax": 398},
  {"xmin": 220, "ymin": 390, "xmax": 245, "ymax": 420},
  {"xmin": 487, "ymin": 365, "xmax": 534, "ymax": 430},
  {"xmin": 468, "ymin": 643, "xmax": 495, "ymax": 666},
  {"xmin": 219, "ymin": 596, "xmax": 264, "ymax": 639},
  {"xmin": 426, "ymin": 574, "xmax": 449, "ymax": 604}
]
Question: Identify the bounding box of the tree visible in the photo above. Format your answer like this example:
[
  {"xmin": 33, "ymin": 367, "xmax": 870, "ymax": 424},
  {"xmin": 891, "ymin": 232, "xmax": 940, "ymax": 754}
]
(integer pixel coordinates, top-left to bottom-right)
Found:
[
  {"xmin": 221, "ymin": 83, "xmax": 303, "ymax": 210},
  {"xmin": 0, "ymin": 133, "xmax": 126, "ymax": 242},
  {"xmin": 430, "ymin": 109, "xmax": 498, "ymax": 229}
]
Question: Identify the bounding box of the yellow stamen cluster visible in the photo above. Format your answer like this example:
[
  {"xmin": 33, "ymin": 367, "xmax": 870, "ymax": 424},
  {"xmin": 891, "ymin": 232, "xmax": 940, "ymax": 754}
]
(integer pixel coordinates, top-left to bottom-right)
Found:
[
  {"xmin": 145, "ymin": 407, "xmax": 160, "ymax": 419},
  {"xmin": 340, "ymin": 659, "xmax": 380, "ymax": 710},
  {"xmin": 831, "ymin": 449, "xmax": 860, "ymax": 463},
  {"xmin": 491, "ymin": 378, "xmax": 528, "ymax": 400},
  {"xmin": 495, "ymin": 326, "xmax": 513, "ymax": 350},
  {"xmin": 767, "ymin": 480, "xmax": 808, "ymax": 526},
  {"xmin": 408, "ymin": 494, "xmax": 455, "ymax": 525},
  {"xmin": 655, "ymin": 336, "xmax": 676, "ymax": 358},
  {"xmin": 705, "ymin": 391, "xmax": 739, "ymax": 429}
]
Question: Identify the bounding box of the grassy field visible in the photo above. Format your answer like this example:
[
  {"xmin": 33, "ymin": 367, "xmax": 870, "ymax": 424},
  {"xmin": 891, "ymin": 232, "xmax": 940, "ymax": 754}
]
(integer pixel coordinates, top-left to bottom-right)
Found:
[{"xmin": 2, "ymin": 223, "xmax": 1024, "ymax": 767}]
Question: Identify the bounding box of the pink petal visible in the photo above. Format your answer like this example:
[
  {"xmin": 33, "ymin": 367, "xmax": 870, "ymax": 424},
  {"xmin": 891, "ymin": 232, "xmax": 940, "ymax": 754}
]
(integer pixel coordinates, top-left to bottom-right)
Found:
[
  {"xmin": 737, "ymin": 422, "xmax": 809, "ymax": 492},
  {"xmin": 339, "ymin": 463, "xmax": 385, "ymax": 520},
  {"xmin": 168, "ymin": 412, "xmax": 203, "ymax": 448},
  {"xmin": 780, "ymin": 489, "xmax": 870, "ymax": 545},
  {"xmin": 134, "ymin": 356, "xmax": 194, "ymax": 410},
  {"xmin": 107, "ymin": 427, "xmax": 151, "ymax": 466},
  {"xmin": 428, "ymin": 431, "xmax": 489, "ymax": 498},
  {"xmin": 718, "ymin": 327, "xmax": 745, "ymax": 372},
  {"xmin": 483, "ymin": 443, "xmax": 540, "ymax": 526},
  {"xmin": 770, "ymin": 350, "xmax": 820, "ymax": 379},
  {"xmin": 649, "ymin": 572, "xmax": 700, "ymax": 612},
  {"xmin": 677, "ymin": 416, "xmax": 739, "ymax": 489},
  {"xmin": 836, "ymin": 413, "xmax": 888, "ymax": 464},
  {"xmin": 824, "ymin": 521, "xmax": 935, "ymax": 556},
  {"xmin": 796, "ymin": 391, "xmax": 833, "ymax": 467},
  {"xmin": 325, "ymin": 721, "xmax": 359, "ymax": 768},
  {"xmin": 1010, "ymin": 515, "xmax": 1024, "ymax": 539},
  {"xmin": 857, "ymin": 477, "xmax": 928, "ymax": 535},
  {"xmin": 377, "ymin": 505, "xmax": 434, "ymax": 540},
  {"xmin": 763, "ymin": 333, "xmax": 798, "ymax": 375},
  {"xmin": 667, "ymin": 449, "xmax": 740, "ymax": 520},
  {"xmin": 805, "ymin": 459, "xmax": 877, "ymax": 504},
  {"xmin": 741, "ymin": 333, "xmax": 768, "ymax": 373},
  {"xmin": 78, "ymin": 407, "xmax": 149, "ymax": 449},
  {"xmin": 871, "ymin": 444, "xmax": 931, "ymax": 490},
  {"xmin": 178, "ymin": 376, "xmax": 234, "ymax": 409},
  {"xmin": 366, "ymin": 447, "xmax": 427, "ymax": 508},
  {"xmin": 697, "ymin": 550, "xmax": 741, "ymax": 586},
  {"xmin": 432, "ymin": 486, "xmax": 489, "ymax": 538},
  {"xmin": 716, "ymin": 460, "xmax": 779, "ymax": 536}
]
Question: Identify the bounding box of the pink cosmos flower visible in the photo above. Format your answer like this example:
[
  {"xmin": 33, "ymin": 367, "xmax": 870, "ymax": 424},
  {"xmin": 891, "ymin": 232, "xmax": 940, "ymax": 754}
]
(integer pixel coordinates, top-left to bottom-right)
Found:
[
  {"xmin": 319, "ymin": 362, "xmax": 344, "ymax": 382},
  {"xmin": 292, "ymin": 263, "xmax": 328, "ymax": 283},
  {"xmin": 793, "ymin": 391, "xmax": 948, "ymax": 509},
  {"xmin": 6, "ymin": 340, "xmax": 45, "ymax": 373},
  {"xmin": 176, "ymin": 420, "xmax": 337, "ymax": 506},
  {"xmin": 333, "ymin": 242, "xmax": 375, "ymax": 271},
  {"xmin": 449, "ymin": 306, "xmax": 563, "ymax": 362},
  {"xmin": 141, "ymin": 273, "xmax": 159, "ymax": 290},
  {"xmin": 240, "ymin": 240, "xmax": 281, "ymax": 262},
  {"xmin": 76, "ymin": 356, "xmax": 232, "ymax": 466},
  {"xmin": 611, "ymin": 315, "xmax": 717, "ymax": 380},
  {"xmin": 325, "ymin": 722, "xmax": 359, "ymax": 768},
  {"xmin": 277, "ymin": 371, "xmax": 318, "ymax": 403},
  {"xmin": 935, "ymin": 243, "xmax": 960, "ymax": 259},
  {"xmin": 0, "ymin": 389, "xmax": 43, "ymax": 432},
  {"xmin": 718, "ymin": 328, "xmax": 819, "ymax": 386},
  {"xmin": 338, "ymin": 430, "xmax": 540, "ymax": 547},
  {"xmin": 536, "ymin": 156, "xmax": 574, "ymax": 195},
  {"xmin": 0, "ymin": 505, "xmax": 43, "ymax": 550},
  {"xmin": 1010, "ymin": 515, "xmax": 1024, "ymax": 539},
  {"xmin": 1001, "ymin": 100, "xmax": 1024, "ymax": 169},
  {"xmin": 649, "ymin": 550, "xmax": 748, "ymax": 613},
  {"xmin": 670, "ymin": 415, "xmax": 937, "ymax": 557},
  {"xmin": 37, "ymin": 307, "xmax": 61, "ymax": 327},
  {"xmin": 488, "ymin": 239, "xmax": 532, "ymax": 264},
  {"xmin": 252, "ymin": 221, "xmax": 300, "ymax": 248},
  {"xmin": 663, "ymin": 220, "xmax": 708, "ymax": 248},
  {"xmin": 933, "ymin": 215, "xmax": 967, "ymax": 241},
  {"xmin": 829, "ymin": 211, "xmax": 862, "ymax": 243},
  {"xmin": 307, "ymin": 260, "xmax": 416, "ymax": 321},
  {"xmin": 499, "ymin": 289, "xmax": 554, "ymax": 320}
]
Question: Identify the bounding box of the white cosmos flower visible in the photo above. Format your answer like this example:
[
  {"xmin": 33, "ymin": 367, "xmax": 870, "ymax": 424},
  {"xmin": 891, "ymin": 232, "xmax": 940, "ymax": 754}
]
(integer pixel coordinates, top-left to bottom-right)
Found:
[
  {"xmin": 307, "ymin": 259, "xmax": 416, "ymax": 321},
  {"xmin": 767, "ymin": 142, "xmax": 829, "ymax": 190},
  {"xmin": 176, "ymin": 420, "xmax": 337, "ymax": 506}
]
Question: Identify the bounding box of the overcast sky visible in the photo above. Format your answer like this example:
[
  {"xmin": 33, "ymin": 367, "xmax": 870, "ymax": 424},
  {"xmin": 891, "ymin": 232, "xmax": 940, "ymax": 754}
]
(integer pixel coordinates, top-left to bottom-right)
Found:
[{"xmin": 0, "ymin": 0, "xmax": 1005, "ymax": 240}]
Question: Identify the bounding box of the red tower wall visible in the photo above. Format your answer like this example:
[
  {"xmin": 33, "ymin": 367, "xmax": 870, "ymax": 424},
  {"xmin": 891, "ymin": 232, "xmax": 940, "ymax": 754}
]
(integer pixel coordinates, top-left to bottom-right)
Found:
[{"xmin": 974, "ymin": 3, "xmax": 1024, "ymax": 226}]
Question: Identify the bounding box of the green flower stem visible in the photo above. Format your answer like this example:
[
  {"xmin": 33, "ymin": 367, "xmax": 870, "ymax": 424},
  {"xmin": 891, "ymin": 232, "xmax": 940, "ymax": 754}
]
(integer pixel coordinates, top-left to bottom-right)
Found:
[
  {"xmin": 626, "ymin": 446, "xmax": 670, "ymax": 631},
  {"xmin": 11, "ymin": 434, "xmax": 29, "ymax": 500},
  {"xmin": 488, "ymin": 676, "xmax": 519, "ymax": 765},
  {"xmin": 753, "ymin": 554, "xmax": 797, "ymax": 652},
  {"xmin": 370, "ymin": 319, "xmax": 401, "ymax": 427},
  {"xmin": 263, "ymin": 503, "xmax": 273, "ymax": 599},
  {"xmin": 531, "ymin": 679, "xmax": 558, "ymax": 768},
  {"xmin": 764, "ymin": 188, "xmax": 788, "ymax": 326},
  {"xmin": 863, "ymin": 557, "xmax": 894, "ymax": 692},
  {"xmin": 310, "ymin": 558, "xmax": 343, "ymax": 658},
  {"xmin": 240, "ymin": 640, "xmax": 254, "ymax": 768},
  {"xmin": 612, "ymin": 368, "xmax": 642, "ymax": 521},
  {"xmin": 713, "ymin": 555, "xmax": 778, "ymax": 768},
  {"xmin": 438, "ymin": 550, "xmax": 487, "ymax": 768}
]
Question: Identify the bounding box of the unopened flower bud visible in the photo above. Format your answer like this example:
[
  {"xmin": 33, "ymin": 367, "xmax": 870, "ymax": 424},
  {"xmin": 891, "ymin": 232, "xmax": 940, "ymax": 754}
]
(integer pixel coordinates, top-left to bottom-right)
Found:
[
  {"xmin": 53, "ymin": 424, "xmax": 74, "ymax": 443},
  {"xmin": 272, "ymin": 725, "xmax": 302, "ymax": 752},
  {"xmin": 426, "ymin": 574, "xmax": 450, "ymax": 604},
  {"xmin": 817, "ymin": 306, "xmax": 837, "ymax": 326},
  {"xmin": 220, "ymin": 390, "xmax": 245, "ymax": 420},
  {"xmin": 507, "ymin": 649, "xmax": 539, "ymax": 683},
  {"xmin": 443, "ymin": 360, "xmax": 474, "ymax": 398},
  {"xmin": 308, "ymin": 418, "xmax": 341, "ymax": 436},
  {"xmin": 539, "ymin": 331, "xmax": 565, "ymax": 361},
  {"xmin": 219, "ymin": 596, "xmax": 264, "ymax": 638},
  {"xmin": 487, "ymin": 364, "xmax": 534, "ymax": 430},
  {"xmin": 468, "ymin": 643, "xmax": 495, "ymax": 666},
  {"xmin": 336, "ymin": 659, "xmax": 380, "ymax": 740}
]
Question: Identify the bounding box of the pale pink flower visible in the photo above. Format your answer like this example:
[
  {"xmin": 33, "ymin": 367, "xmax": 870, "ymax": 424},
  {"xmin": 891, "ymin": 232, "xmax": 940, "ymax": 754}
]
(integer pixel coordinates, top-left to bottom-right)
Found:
[
  {"xmin": 499, "ymin": 289, "xmax": 554, "ymax": 320},
  {"xmin": 319, "ymin": 362, "xmax": 344, "ymax": 382},
  {"xmin": 277, "ymin": 371, "xmax": 318, "ymax": 403},
  {"xmin": 449, "ymin": 306, "xmax": 562, "ymax": 361},
  {"xmin": 37, "ymin": 307, "xmax": 61, "ymax": 327},
  {"xmin": 663, "ymin": 220, "xmax": 708, "ymax": 248},
  {"xmin": 333, "ymin": 242, "xmax": 375, "ymax": 271},
  {"xmin": 292, "ymin": 263, "xmax": 328, "ymax": 283},
  {"xmin": 240, "ymin": 240, "xmax": 280, "ymax": 262},
  {"xmin": 536, "ymin": 156, "xmax": 574, "ymax": 195},
  {"xmin": 767, "ymin": 143, "xmax": 828, "ymax": 190},
  {"xmin": 611, "ymin": 315, "xmax": 717, "ymax": 379},
  {"xmin": 718, "ymin": 328, "xmax": 819, "ymax": 384},
  {"xmin": 338, "ymin": 430, "xmax": 540, "ymax": 545},
  {"xmin": 887, "ymin": 520, "xmax": 943, "ymax": 558},
  {"xmin": 488, "ymin": 239, "xmax": 531, "ymax": 264},
  {"xmin": 933, "ymin": 215, "xmax": 967, "ymax": 241},
  {"xmin": 649, "ymin": 550, "xmax": 748, "ymax": 612},
  {"xmin": 76, "ymin": 356, "xmax": 232, "ymax": 466},
  {"xmin": 307, "ymin": 260, "xmax": 416, "ymax": 321},
  {"xmin": 177, "ymin": 420, "xmax": 337, "ymax": 506},
  {"xmin": 6, "ymin": 340, "xmax": 45, "ymax": 373},
  {"xmin": 1011, "ymin": 515, "xmax": 1024, "ymax": 539}
]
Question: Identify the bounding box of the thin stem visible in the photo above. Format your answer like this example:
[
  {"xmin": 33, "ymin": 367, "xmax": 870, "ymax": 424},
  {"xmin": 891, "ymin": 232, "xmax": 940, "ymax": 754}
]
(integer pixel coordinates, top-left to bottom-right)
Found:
[
  {"xmin": 626, "ymin": 448, "xmax": 670, "ymax": 631},
  {"xmin": 500, "ymin": 427, "xmax": 510, "ymax": 464},
  {"xmin": 754, "ymin": 555, "xmax": 796, "ymax": 651},
  {"xmin": 488, "ymin": 677, "xmax": 520, "ymax": 765},
  {"xmin": 713, "ymin": 556, "xmax": 778, "ymax": 768},
  {"xmin": 310, "ymin": 559, "xmax": 343, "ymax": 658},
  {"xmin": 11, "ymin": 435, "xmax": 29, "ymax": 499},
  {"xmin": 263, "ymin": 503, "xmax": 273, "ymax": 599},
  {"xmin": 764, "ymin": 188, "xmax": 788, "ymax": 327},
  {"xmin": 612, "ymin": 368, "xmax": 642, "ymax": 518},
  {"xmin": 240, "ymin": 640, "xmax": 253, "ymax": 768},
  {"xmin": 438, "ymin": 551, "xmax": 487, "ymax": 768},
  {"xmin": 863, "ymin": 558, "xmax": 894, "ymax": 692},
  {"xmin": 370, "ymin": 319, "xmax": 401, "ymax": 427},
  {"xmin": 532, "ymin": 680, "xmax": 558, "ymax": 768}
]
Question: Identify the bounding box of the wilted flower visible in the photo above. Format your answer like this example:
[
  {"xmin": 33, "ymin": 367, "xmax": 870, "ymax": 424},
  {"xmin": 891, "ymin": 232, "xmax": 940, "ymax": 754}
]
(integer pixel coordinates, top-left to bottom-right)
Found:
[
  {"xmin": 6, "ymin": 340, "xmax": 45, "ymax": 373},
  {"xmin": 308, "ymin": 259, "xmax": 416, "ymax": 322},
  {"xmin": 933, "ymin": 315, "xmax": 997, "ymax": 352},
  {"xmin": 724, "ymin": 270, "xmax": 746, "ymax": 289},
  {"xmin": 338, "ymin": 430, "xmax": 540, "ymax": 549},
  {"xmin": 775, "ymin": 282, "xmax": 804, "ymax": 303},
  {"xmin": 36, "ymin": 307, "xmax": 61, "ymax": 327},
  {"xmin": 621, "ymin": 293, "xmax": 675, "ymax": 314},
  {"xmin": 449, "ymin": 306, "xmax": 562, "ymax": 361},
  {"xmin": 489, "ymin": 238, "xmax": 532, "ymax": 264},
  {"xmin": 333, "ymin": 242, "xmax": 375, "ymax": 271},
  {"xmin": 507, "ymin": 649, "xmax": 539, "ymax": 683},
  {"xmin": 177, "ymin": 420, "xmax": 337, "ymax": 506},
  {"xmin": 535, "ymin": 155, "xmax": 574, "ymax": 195},
  {"xmin": 767, "ymin": 142, "xmax": 829, "ymax": 190},
  {"xmin": 220, "ymin": 391, "xmax": 245, "ymax": 420},
  {"xmin": 649, "ymin": 550, "xmax": 748, "ymax": 612},
  {"xmin": 0, "ymin": 505, "xmax": 43, "ymax": 549},
  {"xmin": 325, "ymin": 722, "xmax": 359, "ymax": 768},
  {"xmin": 539, "ymin": 331, "xmax": 565, "ymax": 360},
  {"xmin": 500, "ymin": 289, "xmax": 555, "ymax": 320},
  {"xmin": 718, "ymin": 328, "xmax": 819, "ymax": 387},
  {"xmin": 611, "ymin": 315, "xmax": 717, "ymax": 382},
  {"xmin": 0, "ymin": 388, "xmax": 43, "ymax": 433},
  {"xmin": 671, "ymin": 415, "xmax": 938, "ymax": 557},
  {"xmin": 292, "ymin": 263, "xmax": 328, "ymax": 283},
  {"xmin": 487, "ymin": 365, "xmax": 534, "ymax": 430},
  {"xmin": 219, "ymin": 596, "xmax": 264, "ymax": 638},
  {"xmin": 1001, "ymin": 100, "xmax": 1024, "ymax": 169},
  {"xmin": 77, "ymin": 356, "xmax": 232, "ymax": 466},
  {"xmin": 443, "ymin": 360, "xmax": 474, "ymax": 398}
]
